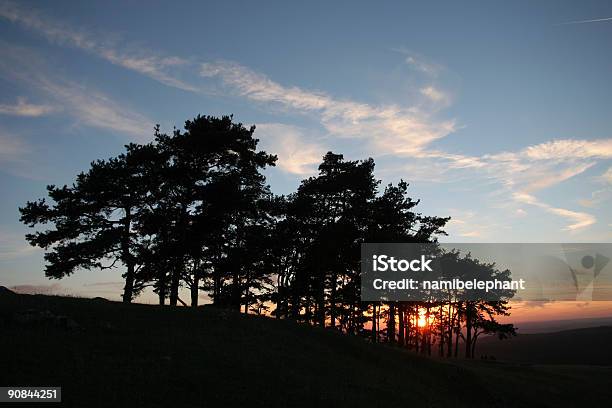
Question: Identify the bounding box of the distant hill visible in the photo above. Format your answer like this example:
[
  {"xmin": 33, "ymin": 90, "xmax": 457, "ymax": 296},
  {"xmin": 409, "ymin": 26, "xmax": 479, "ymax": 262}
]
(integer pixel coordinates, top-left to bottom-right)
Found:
[
  {"xmin": 1, "ymin": 292, "xmax": 611, "ymax": 407},
  {"xmin": 477, "ymin": 326, "xmax": 612, "ymax": 365},
  {"xmin": 512, "ymin": 316, "xmax": 612, "ymax": 334}
]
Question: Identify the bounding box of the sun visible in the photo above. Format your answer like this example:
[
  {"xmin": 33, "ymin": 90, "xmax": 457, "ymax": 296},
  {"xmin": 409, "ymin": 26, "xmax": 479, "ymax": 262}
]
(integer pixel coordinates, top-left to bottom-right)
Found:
[{"xmin": 417, "ymin": 309, "xmax": 428, "ymax": 327}]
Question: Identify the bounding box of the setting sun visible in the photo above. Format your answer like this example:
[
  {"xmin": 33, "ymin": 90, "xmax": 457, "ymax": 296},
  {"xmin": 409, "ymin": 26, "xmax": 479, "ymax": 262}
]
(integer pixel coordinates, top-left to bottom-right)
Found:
[{"xmin": 416, "ymin": 309, "xmax": 432, "ymax": 328}]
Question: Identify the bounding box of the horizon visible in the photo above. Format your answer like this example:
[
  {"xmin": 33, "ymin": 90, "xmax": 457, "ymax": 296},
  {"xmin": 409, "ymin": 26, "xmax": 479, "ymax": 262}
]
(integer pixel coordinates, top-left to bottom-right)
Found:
[{"xmin": 1, "ymin": 0, "xmax": 612, "ymax": 328}]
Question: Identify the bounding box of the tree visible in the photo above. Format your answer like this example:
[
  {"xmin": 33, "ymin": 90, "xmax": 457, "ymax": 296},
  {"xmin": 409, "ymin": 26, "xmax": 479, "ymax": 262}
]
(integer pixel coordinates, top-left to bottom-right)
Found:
[
  {"xmin": 146, "ymin": 115, "xmax": 277, "ymax": 307},
  {"xmin": 19, "ymin": 142, "xmax": 157, "ymax": 303},
  {"xmin": 279, "ymin": 152, "xmax": 377, "ymax": 327},
  {"xmin": 274, "ymin": 153, "xmax": 451, "ymax": 336},
  {"xmin": 19, "ymin": 113, "xmax": 516, "ymax": 359},
  {"xmin": 367, "ymin": 181, "xmax": 449, "ymax": 344}
]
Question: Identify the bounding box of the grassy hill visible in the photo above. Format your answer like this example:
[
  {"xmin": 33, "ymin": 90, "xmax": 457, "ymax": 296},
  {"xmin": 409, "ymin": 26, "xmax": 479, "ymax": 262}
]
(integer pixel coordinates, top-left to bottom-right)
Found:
[
  {"xmin": 477, "ymin": 326, "xmax": 612, "ymax": 365},
  {"xmin": 1, "ymin": 290, "xmax": 611, "ymax": 407},
  {"xmin": 510, "ymin": 316, "xmax": 612, "ymax": 334}
]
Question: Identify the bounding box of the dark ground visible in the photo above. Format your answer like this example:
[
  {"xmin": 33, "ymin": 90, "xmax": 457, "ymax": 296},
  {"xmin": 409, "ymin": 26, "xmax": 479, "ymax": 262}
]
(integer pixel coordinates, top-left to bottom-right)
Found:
[
  {"xmin": 1, "ymin": 290, "xmax": 611, "ymax": 407},
  {"xmin": 478, "ymin": 325, "xmax": 612, "ymax": 365}
]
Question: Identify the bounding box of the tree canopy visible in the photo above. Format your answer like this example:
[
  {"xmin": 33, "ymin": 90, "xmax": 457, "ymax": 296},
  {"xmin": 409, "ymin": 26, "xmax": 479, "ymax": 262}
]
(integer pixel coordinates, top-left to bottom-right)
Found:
[{"xmin": 20, "ymin": 114, "xmax": 514, "ymax": 358}]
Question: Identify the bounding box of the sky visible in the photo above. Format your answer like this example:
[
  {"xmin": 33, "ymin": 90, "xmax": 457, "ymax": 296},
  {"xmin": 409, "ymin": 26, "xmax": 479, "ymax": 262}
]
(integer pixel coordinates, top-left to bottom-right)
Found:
[{"xmin": 0, "ymin": 0, "xmax": 611, "ymax": 320}]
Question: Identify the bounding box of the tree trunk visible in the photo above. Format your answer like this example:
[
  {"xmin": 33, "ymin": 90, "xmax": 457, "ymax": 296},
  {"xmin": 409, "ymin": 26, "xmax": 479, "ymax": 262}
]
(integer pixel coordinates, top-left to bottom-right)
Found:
[
  {"xmin": 316, "ymin": 279, "xmax": 325, "ymax": 327},
  {"xmin": 191, "ymin": 272, "xmax": 199, "ymax": 308},
  {"xmin": 426, "ymin": 306, "xmax": 431, "ymax": 356},
  {"xmin": 414, "ymin": 310, "xmax": 420, "ymax": 353},
  {"xmin": 387, "ymin": 303, "xmax": 396, "ymax": 343},
  {"xmin": 371, "ymin": 304, "xmax": 377, "ymax": 343},
  {"xmin": 122, "ymin": 206, "xmax": 134, "ymax": 304},
  {"xmin": 465, "ymin": 303, "xmax": 473, "ymax": 358},
  {"xmin": 398, "ymin": 307, "xmax": 405, "ymax": 346},
  {"xmin": 158, "ymin": 286, "xmax": 166, "ymax": 305},
  {"xmin": 169, "ymin": 207, "xmax": 187, "ymax": 306},
  {"xmin": 330, "ymin": 272, "xmax": 337, "ymax": 328},
  {"xmin": 123, "ymin": 262, "xmax": 135, "ymax": 303},
  {"xmin": 454, "ymin": 327, "xmax": 460, "ymax": 357},
  {"xmin": 169, "ymin": 266, "xmax": 180, "ymax": 306},
  {"xmin": 472, "ymin": 334, "xmax": 478, "ymax": 358},
  {"xmin": 447, "ymin": 304, "xmax": 454, "ymax": 357},
  {"xmin": 213, "ymin": 249, "xmax": 221, "ymax": 305},
  {"xmin": 290, "ymin": 283, "xmax": 300, "ymax": 320}
]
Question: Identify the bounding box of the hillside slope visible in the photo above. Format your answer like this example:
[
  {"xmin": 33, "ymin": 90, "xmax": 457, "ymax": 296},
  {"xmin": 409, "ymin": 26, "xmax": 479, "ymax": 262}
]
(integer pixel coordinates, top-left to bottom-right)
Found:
[
  {"xmin": 477, "ymin": 326, "xmax": 612, "ymax": 365},
  {"xmin": 1, "ymin": 291, "xmax": 611, "ymax": 407}
]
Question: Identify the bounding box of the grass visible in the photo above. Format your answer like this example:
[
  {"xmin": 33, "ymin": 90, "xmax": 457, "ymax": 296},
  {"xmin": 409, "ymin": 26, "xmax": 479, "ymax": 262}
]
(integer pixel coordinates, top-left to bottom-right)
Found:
[
  {"xmin": 1, "ymin": 291, "xmax": 611, "ymax": 407},
  {"xmin": 477, "ymin": 326, "xmax": 612, "ymax": 365}
]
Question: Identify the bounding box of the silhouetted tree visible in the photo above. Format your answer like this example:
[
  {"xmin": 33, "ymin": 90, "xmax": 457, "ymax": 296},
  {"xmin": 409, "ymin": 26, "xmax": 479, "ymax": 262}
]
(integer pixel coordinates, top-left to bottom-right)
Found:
[
  {"xmin": 20, "ymin": 142, "xmax": 157, "ymax": 303},
  {"xmin": 143, "ymin": 115, "xmax": 276, "ymax": 307},
  {"xmin": 20, "ymin": 112, "xmax": 516, "ymax": 359}
]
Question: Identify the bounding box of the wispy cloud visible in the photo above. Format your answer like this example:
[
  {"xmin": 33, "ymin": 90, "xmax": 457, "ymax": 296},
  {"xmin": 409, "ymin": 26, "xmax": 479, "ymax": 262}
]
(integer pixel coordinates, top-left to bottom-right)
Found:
[
  {"xmin": 0, "ymin": 97, "xmax": 56, "ymax": 117},
  {"xmin": 393, "ymin": 48, "xmax": 444, "ymax": 77},
  {"xmin": 579, "ymin": 167, "xmax": 612, "ymax": 208},
  {"xmin": 39, "ymin": 77, "xmax": 153, "ymax": 140},
  {"xmin": 0, "ymin": 0, "xmax": 198, "ymax": 92},
  {"xmin": 445, "ymin": 215, "xmax": 483, "ymax": 238},
  {"xmin": 513, "ymin": 192, "xmax": 595, "ymax": 231},
  {"xmin": 256, "ymin": 123, "xmax": 325, "ymax": 175},
  {"xmin": 201, "ymin": 60, "xmax": 456, "ymax": 157},
  {"xmin": 199, "ymin": 59, "xmax": 608, "ymax": 232},
  {"xmin": 0, "ymin": 128, "xmax": 51, "ymax": 179},
  {"xmin": 444, "ymin": 209, "xmax": 513, "ymax": 239},
  {"xmin": 0, "ymin": 45, "xmax": 153, "ymax": 140},
  {"xmin": 82, "ymin": 281, "xmax": 123, "ymax": 288},
  {"xmin": 523, "ymin": 139, "xmax": 612, "ymax": 160},
  {"xmin": 559, "ymin": 17, "xmax": 612, "ymax": 25},
  {"xmin": 479, "ymin": 143, "xmax": 603, "ymax": 230},
  {"xmin": 10, "ymin": 283, "xmax": 64, "ymax": 295},
  {"xmin": 601, "ymin": 167, "xmax": 612, "ymax": 184},
  {"xmin": 0, "ymin": 129, "xmax": 28, "ymax": 162},
  {"xmin": 1, "ymin": 1, "xmax": 608, "ymax": 233},
  {"xmin": 420, "ymin": 86, "xmax": 451, "ymax": 106},
  {"xmin": 0, "ymin": 230, "xmax": 40, "ymax": 260}
]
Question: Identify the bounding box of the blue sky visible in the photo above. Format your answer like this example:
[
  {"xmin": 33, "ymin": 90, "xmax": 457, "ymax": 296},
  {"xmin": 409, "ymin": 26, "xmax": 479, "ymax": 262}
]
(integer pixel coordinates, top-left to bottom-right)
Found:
[{"xmin": 1, "ymin": 0, "xmax": 611, "ymax": 302}]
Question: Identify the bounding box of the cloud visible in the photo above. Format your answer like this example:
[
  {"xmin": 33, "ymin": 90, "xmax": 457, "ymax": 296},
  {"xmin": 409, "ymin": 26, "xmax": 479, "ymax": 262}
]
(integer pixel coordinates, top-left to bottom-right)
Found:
[
  {"xmin": 201, "ymin": 60, "xmax": 456, "ymax": 157},
  {"xmin": 483, "ymin": 145, "xmax": 600, "ymax": 193},
  {"xmin": 39, "ymin": 77, "xmax": 153, "ymax": 140},
  {"xmin": 523, "ymin": 139, "xmax": 612, "ymax": 161},
  {"xmin": 513, "ymin": 192, "xmax": 595, "ymax": 231},
  {"xmin": 579, "ymin": 167, "xmax": 612, "ymax": 208},
  {"xmin": 10, "ymin": 283, "xmax": 64, "ymax": 295},
  {"xmin": 475, "ymin": 139, "xmax": 609, "ymax": 230},
  {"xmin": 256, "ymin": 123, "xmax": 325, "ymax": 175},
  {"xmin": 444, "ymin": 210, "xmax": 495, "ymax": 239},
  {"xmin": 601, "ymin": 167, "xmax": 612, "ymax": 184},
  {"xmin": 0, "ymin": 129, "xmax": 28, "ymax": 162},
  {"xmin": 420, "ymin": 86, "xmax": 451, "ymax": 106},
  {"xmin": 0, "ymin": 0, "xmax": 198, "ymax": 92},
  {"xmin": 0, "ymin": 45, "xmax": 153, "ymax": 140},
  {"xmin": 0, "ymin": 128, "xmax": 52, "ymax": 179},
  {"xmin": 0, "ymin": 97, "xmax": 56, "ymax": 116},
  {"xmin": 393, "ymin": 49, "xmax": 443, "ymax": 77},
  {"xmin": 0, "ymin": 230, "xmax": 40, "ymax": 260},
  {"xmin": 199, "ymin": 60, "xmax": 609, "ymax": 232},
  {"xmin": 559, "ymin": 17, "xmax": 612, "ymax": 25},
  {"xmin": 82, "ymin": 281, "xmax": 123, "ymax": 288},
  {"xmin": 523, "ymin": 162, "xmax": 595, "ymax": 193},
  {"xmin": 1, "ymin": 1, "xmax": 608, "ymax": 233},
  {"xmin": 516, "ymin": 300, "xmax": 552, "ymax": 309}
]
